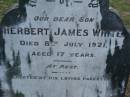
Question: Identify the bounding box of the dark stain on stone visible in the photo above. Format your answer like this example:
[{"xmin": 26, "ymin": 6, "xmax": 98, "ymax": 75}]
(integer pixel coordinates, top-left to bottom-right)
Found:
[
  {"xmin": 12, "ymin": 50, "xmax": 22, "ymax": 77},
  {"xmin": 95, "ymin": 86, "xmax": 101, "ymax": 97},
  {"xmin": 0, "ymin": 1, "xmax": 30, "ymax": 96},
  {"xmin": 0, "ymin": 27, "xmax": 6, "ymax": 62},
  {"xmin": 5, "ymin": 50, "xmax": 22, "ymax": 97},
  {"xmin": 0, "ymin": 27, "xmax": 6, "ymax": 97},
  {"xmin": 14, "ymin": 90, "xmax": 25, "ymax": 97},
  {"xmin": 49, "ymin": 32, "xmax": 54, "ymax": 43},
  {"xmin": 1, "ymin": 0, "xmax": 29, "ymax": 26},
  {"xmin": 99, "ymin": 0, "xmax": 124, "ymax": 31},
  {"xmin": 27, "ymin": 52, "xmax": 32, "ymax": 69},
  {"xmin": 98, "ymin": 0, "xmax": 130, "ymax": 96},
  {"xmin": 106, "ymin": 34, "xmax": 130, "ymax": 96},
  {"xmin": 49, "ymin": 47, "xmax": 53, "ymax": 56}
]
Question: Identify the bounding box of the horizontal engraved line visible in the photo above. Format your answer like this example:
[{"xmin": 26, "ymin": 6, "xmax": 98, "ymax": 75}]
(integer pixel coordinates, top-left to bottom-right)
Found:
[
  {"xmin": 73, "ymin": 1, "xmax": 83, "ymax": 3},
  {"xmin": 52, "ymin": 72, "xmax": 58, "ymax": 73},
  {"xmin": 53, "ymin": 60, "xmax": 72, "ymax": 63},
  {"xmin": 46, "ymin": 0, "xmax": 55, "ymax": 2}
]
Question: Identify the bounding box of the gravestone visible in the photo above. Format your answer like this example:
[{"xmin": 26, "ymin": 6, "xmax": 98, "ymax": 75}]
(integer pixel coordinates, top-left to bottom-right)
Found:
[{"xmin": 0, "ymin": 0, "xmax": 130, "ymax": 97}]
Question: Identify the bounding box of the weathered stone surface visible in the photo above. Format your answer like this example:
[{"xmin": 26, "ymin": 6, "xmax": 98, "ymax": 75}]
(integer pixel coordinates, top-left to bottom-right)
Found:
[{"xmin": 0, "ymin": 0, "xmax": 130, "ymax": 97}]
